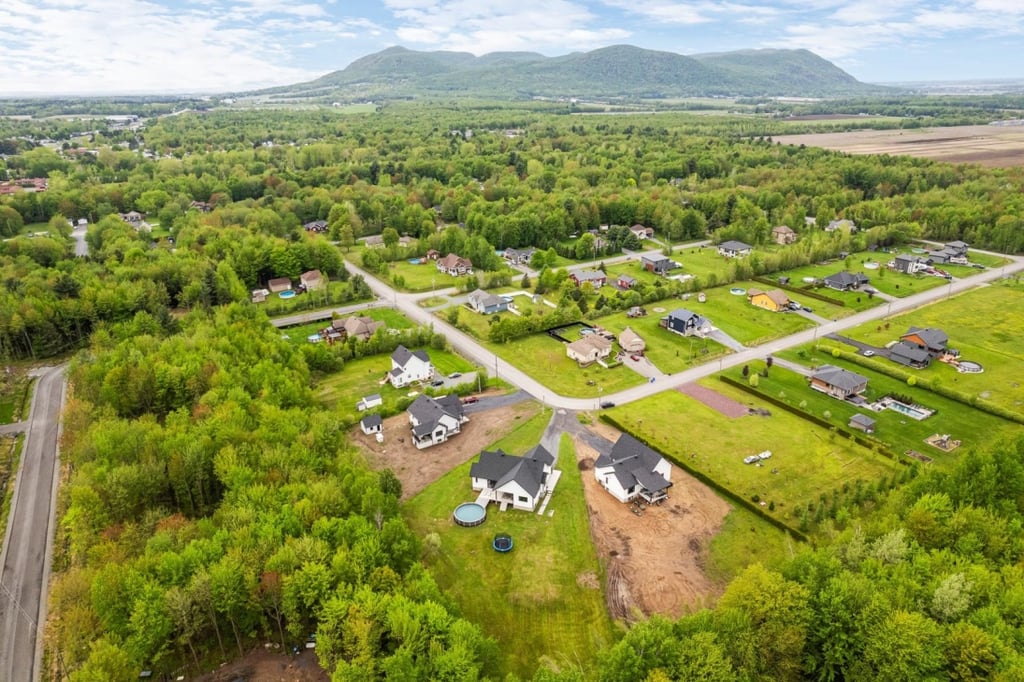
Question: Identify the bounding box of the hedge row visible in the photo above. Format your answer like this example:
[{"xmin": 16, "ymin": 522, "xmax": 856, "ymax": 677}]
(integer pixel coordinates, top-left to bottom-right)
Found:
[
  {"xmin": 717, "ymin": 375, "xmax": 904, "ymax": 464},
  {"xmin": 753, "ymin": 276, "xmax": 847, "ymax": 307},
  {"xmin": 599, "ymin": 414, "xmax": 810, "ymax": 544},
  {"xmin": 822, "ymin": 346, "xmax": 1024, "ymax": 426}
]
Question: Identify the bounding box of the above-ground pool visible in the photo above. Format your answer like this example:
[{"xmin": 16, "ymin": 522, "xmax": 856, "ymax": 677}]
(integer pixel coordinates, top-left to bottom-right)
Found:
[
  {"xmin": 864, "ymin": 261, "xmax": 880, "ymax": 269},
  {"xmin": 957, "ymin": 360, "xmax": 984, "ymax": 373},
  {"xmin": 729, "ymin": 287, "xmax": 746, "ymax": 295},
  {"xmin": 453, "ymin": 503, "xmax": 486, "ymax": 527},
  {"xmin": 493, "ymin": 533, "xmax": 513, "ymax": 552},
  {"xmin": 279, "ymin": 290, "xmax": 296, "ymax": 299}
]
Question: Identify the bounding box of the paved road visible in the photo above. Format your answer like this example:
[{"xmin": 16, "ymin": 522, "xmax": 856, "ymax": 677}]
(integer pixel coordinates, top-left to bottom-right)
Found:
[
  {"xmin": 344, "ymin": 252, "xmax": 1024, "ymax": 411},
  {"xmin": 0, "ymin": 365, "xmax": 65, "ymax": 682},
  {"xmin": 71, "ymin": 225, "xmax": 88, "ymax": 257}
]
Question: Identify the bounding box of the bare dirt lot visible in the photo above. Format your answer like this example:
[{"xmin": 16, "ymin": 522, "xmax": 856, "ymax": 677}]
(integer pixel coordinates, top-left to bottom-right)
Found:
[
  {"xmin": 191, "ymin": 648, "xmax": 328, "ymax": 682},
  {"xmin": 773, "ymin": 124, "xmax": 1024, "ymax": 167},
  {"xmin": 351, "ymin": 400, "xmax": 541, "ymax": 500},
  {"xmin": 575, "ymin": 423, "xmax": 731, "ymax": 621}
]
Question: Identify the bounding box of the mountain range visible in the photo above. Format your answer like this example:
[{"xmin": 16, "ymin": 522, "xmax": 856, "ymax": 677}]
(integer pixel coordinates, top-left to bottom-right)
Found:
[{"xmin": 261, "ymin": 45, "xmax": 890, "ymax": 102}]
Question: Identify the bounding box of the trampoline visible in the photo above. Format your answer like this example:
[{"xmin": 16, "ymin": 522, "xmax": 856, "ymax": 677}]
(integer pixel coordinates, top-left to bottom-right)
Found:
[
  {"xmin": 493, "ymin": 533, "xmax": 513, "ymax": 553},
  {"xmin": 453, "ymin": 503, "xmax": 486, "ymax": 527}
]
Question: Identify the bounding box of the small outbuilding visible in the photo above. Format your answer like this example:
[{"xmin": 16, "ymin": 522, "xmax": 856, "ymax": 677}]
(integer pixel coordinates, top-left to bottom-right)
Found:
[{"xmin": 849, "ymin": 414, "xmax": 876, "ymax": 434}]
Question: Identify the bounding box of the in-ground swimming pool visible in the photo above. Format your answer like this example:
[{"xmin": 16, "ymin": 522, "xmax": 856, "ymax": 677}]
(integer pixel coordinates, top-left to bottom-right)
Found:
[
  {"xmin": 886, "ymin": 400, "xmax": 933, "ymax": 420},
  {"xmin": 453, "ymin": 503, "xmax": 486, "ymax": 527},
  {"xmin": 279, "ymin": 290, "xmax": 296, "ymax": 299}
]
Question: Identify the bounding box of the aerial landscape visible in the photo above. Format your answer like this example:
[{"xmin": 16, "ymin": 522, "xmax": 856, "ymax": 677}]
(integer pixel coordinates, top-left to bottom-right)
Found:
[{"xmin": 2, "ymin": 1, "xmax": 1024, "ymax": 681}]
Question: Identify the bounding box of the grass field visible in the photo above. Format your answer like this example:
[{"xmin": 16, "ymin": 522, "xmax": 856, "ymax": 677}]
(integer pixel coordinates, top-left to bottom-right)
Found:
[
  {"xmin": 382, "ymin": 259, "xmax": 466, "ymax": 292},
  {"xmin": 772, "ymin": 256, "xmax": 945, "ymax": 303},
  {"xmin": 662, "ymin": 245, "xmax": 736, "ymax": 283},
  {"xmin": 813, "ymin": 279, "xmax": 1024, "ymax": 415},
  {"xmin": 604, "ymin": 386, "xmax": 900, "ymax": 528},
  {"xmin": 705, "ymin": 505, "xmax": 799, "ymax": 583},
  {"xmin": 315, "ymin": 348, "xmax": 478, "ymax": 420},
  {"xmin": 404, "ymin": 417, "xmax": 615, "ymax": 679},
  {"xmin": 590, "ymin": 308, "xmax": 730, "ymax": 375}
]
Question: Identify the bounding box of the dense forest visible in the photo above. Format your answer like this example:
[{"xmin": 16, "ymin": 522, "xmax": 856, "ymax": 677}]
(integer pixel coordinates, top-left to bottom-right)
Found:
[{"xmin": 1, "ymin": 101, "xmax": 1023, "ymax": 679}]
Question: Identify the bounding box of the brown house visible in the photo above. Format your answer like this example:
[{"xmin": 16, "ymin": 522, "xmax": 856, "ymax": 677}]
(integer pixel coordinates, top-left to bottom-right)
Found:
[
  {"xmin": 772, "ymin": 225, "xmax": 797, "ymax": 245},
  {"xmin": 268, "ymin": 277, "xmax": 292, "ymax": 293}
]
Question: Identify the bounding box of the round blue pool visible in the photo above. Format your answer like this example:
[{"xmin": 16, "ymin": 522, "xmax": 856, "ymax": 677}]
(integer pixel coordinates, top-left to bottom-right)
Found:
[
  {"xmin": 279, "ymin": 290, "xmax": 296, "ymax": 299},
  {"xmin": 453, "ymin": 503, "xmax": 486, "ymax": 527},
  {"xmin": 730, "ymin": 287, "xmax": 746, "ymax": 295}
]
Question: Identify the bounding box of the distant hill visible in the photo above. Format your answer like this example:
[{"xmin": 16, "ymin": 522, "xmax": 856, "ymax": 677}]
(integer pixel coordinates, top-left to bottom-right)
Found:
[{"xmin": 265, "ymin": 45, "xmax": 889, "ymax": 101}]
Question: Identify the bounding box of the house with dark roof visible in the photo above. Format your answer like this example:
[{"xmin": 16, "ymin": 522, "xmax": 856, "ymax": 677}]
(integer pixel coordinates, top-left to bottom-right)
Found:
[
  {"xmin": 470, "ymin": 445, "xmax": 556, "ymax": 512},
  {"xmin": 891, "ymin": 254, "xmax": 928, "ymax": 274},
  {"xmin": 747, "ymin": 288, "xmax": 791, "ymax": 312},
  {"xmin": 467, "ymin": 289, "xmax": 508, "ymax": 315},
  {"xmin": 389, "ymin": 345, "xmax": 434, "ymax": 388},
  {"xmin": 889, "ymin": 341, "xmax": 932, "ymax": 369},
  {"xmin": 717, "ymin": 240, "xmax": 752, "ymax": 258},
  {"xmin": 360, "ymin": 413, "xmax": 383, "ymax": 435},
  {"xmin": 303, "ymin": 219, "xmax": 328, "ymax": 233},
  {"xmin": 436, "ymin": 253, "xmax": 474, "ymax": 276},
  {"xmin": 569, "ymin": 270, "xmax": 606, "ymax": 288},
  {"xmin": 823, "ymin": 271, "xmax": 870, "ymax": 292},
  {"xmin": 333, "ymin": 316, "xmax": 385, "ymax": 341},
  {"xmin": 660, "ymin": 309, "xmax": 711, "ymax": 337},
  {"xmin": 617, "ymin": 274, "xmax": 637, "ymax": 289},
  {"xmin": 407, "ymin": 394, "xmax": 467, "ymax": 449},
  {"xmin": 945, "ymin": 240, "xmax": 969, "ymax": 257},
  {"xmin": 809, "ymin": 365, "xmax": 868, "ymax": 400},
  {"xmin": 849, "ymin": 414, "xmax": 876, "ymax": 434},
  {"xmin": 772, "ymin": 225, "xmax": 797, "ymax": 245},
  {"xmin": 594, "ymin": 433, "xmax": 672, "ymax": 503},
  {"xmin": 641, "ymin": 255, "xmax": 675, "ymax": 274},
  {"xmin": 900, "ymin": 327, "xmax": 953, "ymax": 357}
]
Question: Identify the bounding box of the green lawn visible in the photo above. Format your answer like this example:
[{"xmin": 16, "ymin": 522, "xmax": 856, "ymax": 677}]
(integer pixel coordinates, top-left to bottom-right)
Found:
[
  {"xmin": 602, "ymin": 261, "xmax": 669, "ymax": 287},
  {"xmin": 404, "ymin": 423, "xmax": 615, "ymax": 679},
  {"xmin": 604, "ymin": 387, "xmax": 900, "ymax": 529},
  {"xmin": 382, "ymin": 260, "xmax": 466, "ymax": 292},
  {"xmin": 315, "ymin": 348, "xmax": 478, "ymax": 422},
  {"xmin": 812, "ymin": 280, "xmax": 1024, "ymax": 415},
  {"xmin": 762, "ymin": 353, "xmax": 1022, "ymax": 462},
  {"xmin": 590, "ymin": 307, "xmax": 729, "ymax": 374},
  {"xmin": 689, "ymin": 283, "xmax": 814, "ymax": 345},
  {"xmin": 255, "ymin": 281, "xmax": 371, "ymax": 317},
  {"xmin": 0, "ymin": 402, "xmax": 14, "ymax": 424},
  {"xmin": 774, "ymin": 254, "xmax": 947, "ymax": 302},
  {"xmin": 706, "ymin": 505, "xmax": 800, "ymax": 584},
  {"xmin": 662, "ymin": 245, "xmax": 735, "ymax": 283},
  {"xmin": 277, "ymin": 307, "xmax": 414, "ymax": 346}
]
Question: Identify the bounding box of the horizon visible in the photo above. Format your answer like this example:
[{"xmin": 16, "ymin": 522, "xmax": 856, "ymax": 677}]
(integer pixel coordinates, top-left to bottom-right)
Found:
[{"xmin": 1, "ymin": 1, "xmax": 1023, "ymax": 96}]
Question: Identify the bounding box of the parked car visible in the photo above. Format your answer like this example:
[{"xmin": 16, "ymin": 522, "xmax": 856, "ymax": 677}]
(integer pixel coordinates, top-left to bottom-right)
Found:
[
  {"xmin": 431, "ymin": 379, "xmax": 445, "ymax": 387},
  {"xmin": 630, "ymin": 354, "xmax": 641, "ymax": 361},
  {"xmin": 788, "ymin": 301, "xmax": 802, "ymax": 311},
  {"xmin": 802, "ymin": 306, "xmax": 813, "ymax": 313},
  {"xmin": 862, "ymin": 350, "xmax": 875, "ymax": 357},
  {"xmin": 600, "ymin": 401, "xmax": 616, "ymax": 409},
  {"xmin": 448, "ymin": 372, "xmax": 462, "ymax": 379},
  {"xmin": 461, "ymin": 396, "xmax": 479, "ymax": 404}
]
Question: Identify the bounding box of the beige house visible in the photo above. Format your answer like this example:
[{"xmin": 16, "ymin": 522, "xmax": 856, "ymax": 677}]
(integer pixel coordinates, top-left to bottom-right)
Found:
[
  {"xmin": 618, "ymin": 327, "xmax": 646, "ymax": 353},
  {"xmin": 268, "ymin": 277, "xmax": 292, "ymax": 293},
  {"xmin": 772, "ymin": 225, "xmax": 797, "ymax": 244},
  {"xmin": 566, "ymin": 335, "xmax": 612, "ymax": 366},
  {"xmin": 332, "ymin": 315, "xmax": 386, "ymax": 341},
  {"xmin": 300, "ymin": 269, "xmax": 324, "ymax": 290}
]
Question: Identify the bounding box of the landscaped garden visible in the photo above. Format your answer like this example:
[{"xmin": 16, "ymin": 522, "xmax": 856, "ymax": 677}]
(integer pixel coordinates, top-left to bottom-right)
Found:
[{"xmin": 404, "ymin": 419, "xmax": 614, "ymax": 679}]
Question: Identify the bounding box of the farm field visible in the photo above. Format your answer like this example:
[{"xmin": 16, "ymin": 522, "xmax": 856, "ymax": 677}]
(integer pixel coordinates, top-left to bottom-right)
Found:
[
  {"xmin": 815, "ymin": 280, "xmax": 1024, "ymax": 414},
  {"xmin": 404, "ymin": 425, "xmax": 614, "ymax": 680},
  {"xmin": 605, "ymin": 385, "xmax": 900, "ymax": 531},
  {"xmin": 772, "ymin": 124, "xmax": 1024, "ymax": 168}
]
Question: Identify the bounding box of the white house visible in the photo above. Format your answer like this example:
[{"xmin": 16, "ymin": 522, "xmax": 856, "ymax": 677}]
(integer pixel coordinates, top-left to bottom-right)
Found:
[
  {"xmin": 388, "ymin": 345, "xmax": 433, "ymax": 388},
  {"xmin": 469, "ymin": 445, "xmax": 556, "ymax": 512},
  {"xmin": 718, "ymin": 240, "xmax": 752, "ymax": 258},
  {"xmin": 594, "ymin": 433, "xmax": 672, "ymax": 503},
  {"xmin": 566, "ymin": 335, "xmax": 612, "ymax": 366},
  {"xmin": 407, "ymin": 394, "xmax": 468, "ymax": 449}
]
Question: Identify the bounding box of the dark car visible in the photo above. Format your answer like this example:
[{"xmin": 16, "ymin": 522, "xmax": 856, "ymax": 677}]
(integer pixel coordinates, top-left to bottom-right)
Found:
[
  {"xmin": 802, "ymin": 306, "xmax": 813, "ymax": 313},
  {"xmin": 600, "ymin": 401, "xmax": 616, "ymax": 409},
  {"xmin": 431, "ymin": 379, "xmax": 444, "ymax": 387},
  {"xmin": 448, "ymin": 372, "xmax": 462, "ymax": 379}
]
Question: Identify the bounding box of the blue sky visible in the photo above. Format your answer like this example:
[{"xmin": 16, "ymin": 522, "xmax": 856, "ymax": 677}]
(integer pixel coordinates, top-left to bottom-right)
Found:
[{"xmin": 0, "ymin": 0, "xmax": 1021, "ymax": 94}]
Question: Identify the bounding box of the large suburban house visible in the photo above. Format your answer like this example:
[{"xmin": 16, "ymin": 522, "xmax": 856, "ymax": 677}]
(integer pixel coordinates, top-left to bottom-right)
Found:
[
  {"xmin": 825, "ymin": 219, "xmax": 857, "ymax": 233},
  {"xmin": 823, "ymin": 271, "xmax": 870, "ymax": 292},
  {"xmin": 503, "ymin": 247, "xmax": 536, "ymax": 265},
  {"xmin": 718, "ymin": 240, "xmax": 752, "ymax": 258},
  {"xmin": 436, "ymin": 254, "xmax": 474, "ymax": 276},
  {"xmin": 900, "ymin": 327, "xmax": 954, "ymax": 357},
  {"xmin": 927, "ymin": 241, "xmax": 970, "ymax": 265},
  {"xmin": 470, "ymin": 445, "xmax": 556, "ymax": 512},
  {"xmin": 333, "ymin": 315, "xmax": 385, "ymax": 341},
  {"xmin": 594, "ymin": 433, "xmax": 672, "ymax": 503},
  {"xmin": 641, "ymin": 255, "xmax": 674, "ymax": 274},
  {"xmin": 809, "ymin": 365, "xmax": 868, "ymax": 401},
  {"xmin": 407, "ymin": 394, "xmax": 468, "ymax": 449},
  {"xmin": 566, "ymin": 335, "xmax": 613, "ymax": 366},
  {"xmin": 569, "ymin": 270, "xmax": 606, "ymax": 288},
  {"xmin": 389, "ymin": 345, "xmax": 434, "ymax": 388},
  {"xmin": 889, "ymin": 341, "xmax": 932, "ymax": 369},
  {"xmin": 467, "ymin": 289, "xmax": 509, "ymax": 315},
  {"xmin": 300, "ymin": 269, "xmax": 324, "ymax": 291},
  {"xmin": 629, "ymin": 224, "xmax": 654, "ymax": 240},
  {"xmin": 303, "ymin": 219, "xmax": 328, "ymax": 233},
  {"xmin": 618, "ymin": 327, "xmax": 646, "ymax": 354},
  {"xmin": 660, "ymin": 309, "xmax": 712, "ymax": 337},
  {"xmin": 747, "ymin": 288, "xmax": 791, "ymax": 312},
  {"xmin": 891, "ymin": 254, "xmax": 929, "ymax": 274},
  {"xmin": 772, "ymin": 225, "xmax": 797, "ymax": 245}
]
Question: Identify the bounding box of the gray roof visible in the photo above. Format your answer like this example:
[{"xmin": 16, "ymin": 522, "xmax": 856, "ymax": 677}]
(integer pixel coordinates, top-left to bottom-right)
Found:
[
  {"xmin": 470, "ymin": 446, "xmax": 552, "ymax": 498},
  {"xmin": 468, "ymin": 288, "xmax": 506, "ymax": 309},
  {"xmin": 890, "ymin": 341, "xmax": 931, "ymax": 364},
  {"xmin": 573, "ymin": 270, "xmax": 605, "ymax": 282},
  {"xmin": 849, "ymin": 414, "xmax": 876, "ymax": 428},
  {"xmin": 719, "ymin": 240, "xmax": 752, "ymax": 252},
  {"xmin": 408, "ymin": 393, "xmax": 464, "ymax": 437},
  {"xmin": 642, "ymin": 255, "xmax": 672, "ymax": 264},
  {"xmin": 595, "ymin": 433, "xmax": 671, "ymax": 495},
  {"xmin": 666, "ymin": 308, "xmax": 705, "ymax": 324},
  {"xmin": 824, "ymin": 271, "xmax": 869, "ymax": 287},
  {"xmin": 903, "ymin": 326, "xmax": 948, "ymax": 349},
  {"xmin": 392, "ymin": 344, "xmax": 431, "ymax": 368},
  {"xmin": 363, "ymin": 393, "xmax": 382, "ymax": 402},
  {"xmin": 618, "ymin": 274, "xmax": 637, "ymax": 284},
  {"xmin": 811, "ymin": 365, "xmax": 868, "ymax": 392},
  {"xmin": 360, "ymin": 414, "xmax": 382, "ymax": 429}
]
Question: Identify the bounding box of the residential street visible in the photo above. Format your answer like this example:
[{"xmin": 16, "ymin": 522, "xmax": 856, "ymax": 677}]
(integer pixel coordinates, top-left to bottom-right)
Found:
[
  {"xmin": 344, "ymin": 252, "xmax": 1024, "ymax": 411},
  {"xmin": 0, "ymin": 365, "xmax": 66, "ymax": 682}
]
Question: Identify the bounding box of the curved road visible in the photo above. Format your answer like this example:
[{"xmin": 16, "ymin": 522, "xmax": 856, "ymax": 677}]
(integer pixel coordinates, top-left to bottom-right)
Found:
[
  {"xmin": 345, "ymin": 252, "xmax": 1024, "ymax": 410},
  {"xmin": 0, "ymin": 365, "xmax": 66, "ymax": 682}
]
